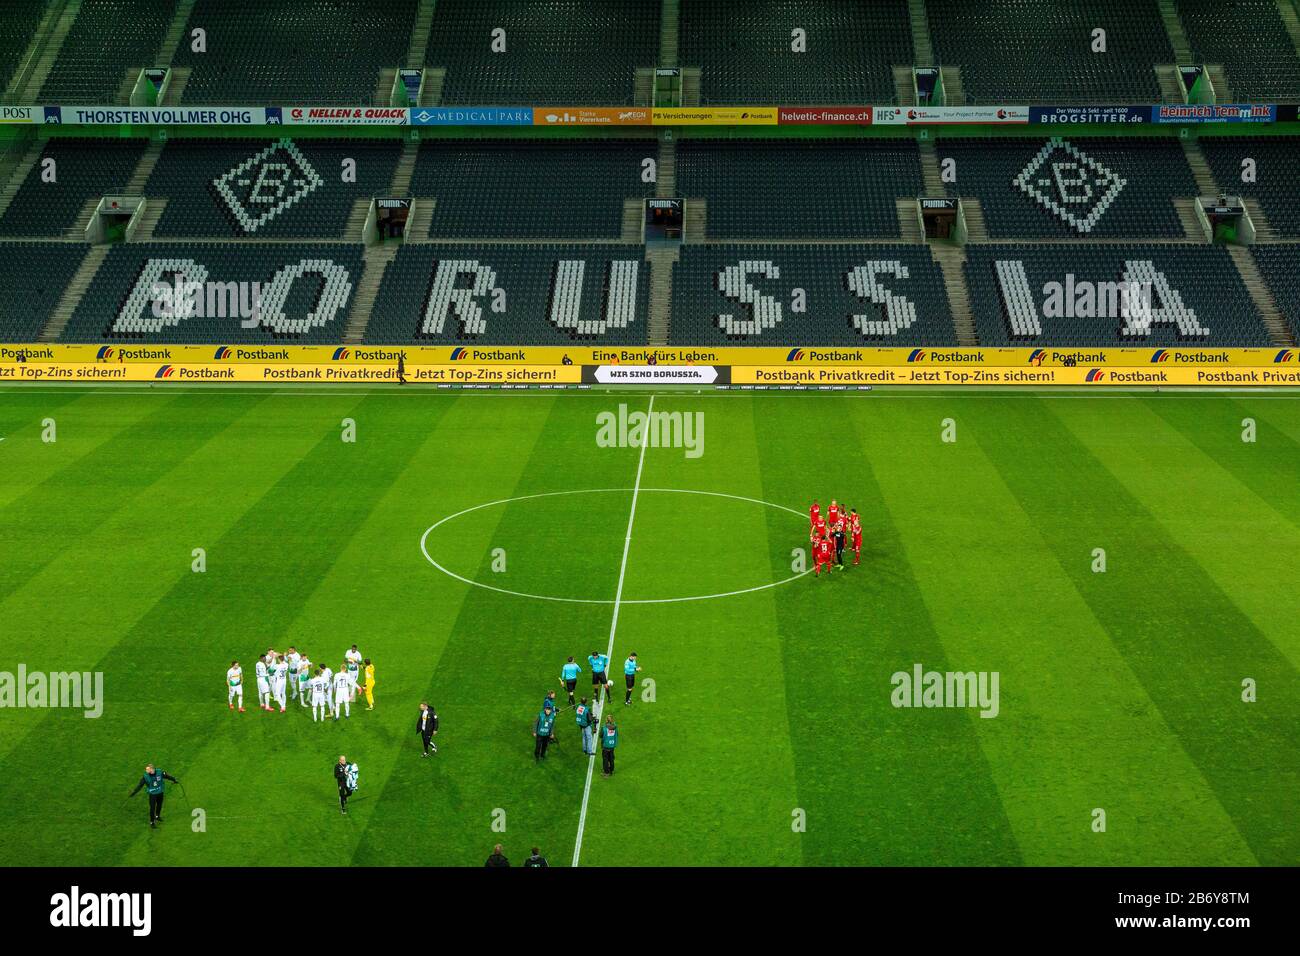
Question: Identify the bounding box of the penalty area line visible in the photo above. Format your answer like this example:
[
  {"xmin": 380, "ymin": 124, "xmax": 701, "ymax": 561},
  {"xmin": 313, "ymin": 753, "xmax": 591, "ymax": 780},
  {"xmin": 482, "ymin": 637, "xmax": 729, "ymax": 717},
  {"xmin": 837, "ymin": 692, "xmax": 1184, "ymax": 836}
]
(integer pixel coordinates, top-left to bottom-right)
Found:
[{"xmin": 572, "ymin": 393, "xmax": 654, "ymax": 867}]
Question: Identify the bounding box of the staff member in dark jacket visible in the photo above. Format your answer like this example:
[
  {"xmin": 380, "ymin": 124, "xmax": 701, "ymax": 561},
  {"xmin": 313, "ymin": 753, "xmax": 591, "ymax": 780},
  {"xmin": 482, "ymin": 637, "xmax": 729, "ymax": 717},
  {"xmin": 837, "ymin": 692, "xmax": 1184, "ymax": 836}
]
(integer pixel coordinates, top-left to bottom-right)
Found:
[
  {"xmin": 129, "ymin": 764, "xmax": 178, "ymax": 828},
  {"xmin": 417, "ymin": 701, "xmax": 439, "ymax": 755},
  {"xmin": 485, "ymin": 844, "xmax": 510, "ymax": 867},
  {"xmin": 334, "ymin": 755, "xmax": 357, "ymax": 814}
]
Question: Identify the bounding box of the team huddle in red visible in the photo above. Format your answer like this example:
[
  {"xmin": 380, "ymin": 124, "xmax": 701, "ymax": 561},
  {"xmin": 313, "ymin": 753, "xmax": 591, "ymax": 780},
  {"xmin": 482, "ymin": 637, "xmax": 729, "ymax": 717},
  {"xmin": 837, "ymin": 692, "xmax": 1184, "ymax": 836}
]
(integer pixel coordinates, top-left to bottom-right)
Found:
[{"xmin": 809, "ymin": 499, "xmax": 862, "ymax": 576}]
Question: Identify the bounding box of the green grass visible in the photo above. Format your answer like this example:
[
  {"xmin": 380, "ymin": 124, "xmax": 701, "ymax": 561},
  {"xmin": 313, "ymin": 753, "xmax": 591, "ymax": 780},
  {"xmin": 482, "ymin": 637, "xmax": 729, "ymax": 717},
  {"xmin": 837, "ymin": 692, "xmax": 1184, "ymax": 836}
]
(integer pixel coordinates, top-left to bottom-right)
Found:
[{"xmin": 0, "ymin": 386, "xmax": 1297, "ymax": 867}]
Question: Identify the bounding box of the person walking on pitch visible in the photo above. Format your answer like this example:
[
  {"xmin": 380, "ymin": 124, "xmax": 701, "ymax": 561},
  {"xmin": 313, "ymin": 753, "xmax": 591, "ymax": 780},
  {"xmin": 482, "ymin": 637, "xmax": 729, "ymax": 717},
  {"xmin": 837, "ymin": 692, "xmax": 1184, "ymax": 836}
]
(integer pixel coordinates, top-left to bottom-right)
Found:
[
  {"xmin": 623, "ymin": 653, "xmax": 641, "ymax": 705},
  {"xmin": 560, "ymin": 656, "xmax": 582, "ymax": 706},
  {"xmin": 588, "ymin": 651, "xmax": 610, "ymax": 703},
  {"xmin": 362, "ymin": 658, "xmax": 376, "ymax": 710},
  {"xmin": 334, "ymin": 755, "xmax": 358, "ymax": 814},
  {"xmin": 129, "ymin": 764, "xmax": 179, "ymax": 828},
  {"xmin": 417, "ymin": 701, "xmax": 438, "ymax": 755},
  {"xmin": 600, "ymin": 716, "xmax": 618, "ymax": 777},
  {"xmin": 226, "ymin": 660, "xmax": 244, "ymax": 712},
  {"xmin": 534, "ymin": 705, "xmax": 556, "ymax": 761},
  {"xmin": 575, "ymin": 697, "xmax": 595, "ymax": 755}
]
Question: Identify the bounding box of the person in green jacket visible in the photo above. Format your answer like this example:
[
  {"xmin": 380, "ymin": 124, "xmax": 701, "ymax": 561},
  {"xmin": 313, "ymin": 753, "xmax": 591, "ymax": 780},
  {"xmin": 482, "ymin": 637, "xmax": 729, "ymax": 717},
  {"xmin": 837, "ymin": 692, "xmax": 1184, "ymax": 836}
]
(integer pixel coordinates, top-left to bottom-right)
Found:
[
  {"xmin": 129, "ymin": 764, "xmax": 179, "ymax": 828},
  {"xmin": 575, "ymin": 697, "xmax": 594, "ymax": 755},
  {"xmin": 534, "ymin": 706, "xmax": 555, "ymax": 761},
  {"xmin": 600, "ymin": 715, "xmax": 618, "ymax": 777}
]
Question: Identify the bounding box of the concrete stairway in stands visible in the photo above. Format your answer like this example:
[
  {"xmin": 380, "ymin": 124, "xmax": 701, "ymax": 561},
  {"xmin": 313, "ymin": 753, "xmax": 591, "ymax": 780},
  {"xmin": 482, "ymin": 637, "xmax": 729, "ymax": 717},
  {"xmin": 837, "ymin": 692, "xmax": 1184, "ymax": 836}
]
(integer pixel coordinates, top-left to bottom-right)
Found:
[
  {"xmin": 343, "ymin": 243, "xmax": 399, "ymax": 343},
  {"xmin": 41, "ymin": 244, "xmax": 108, "ymax": 342},
  {"xmin": 1227, "ymin": 244, "xmax": 1294, "ymax": 345},
  {"xmin": 15, "ymin": 0, "xmax": 80, "ymax": 103},
  {"xmin": 646, "ymin": 247, "xmax": 678, "ymax": 345},
  {"xmin": 908, "ymin": 0, "xmax": 934, "ymax": 67},
  {"xmin": 1158, "ymin": 0, "xmax": 1194, "ymax": 63},
  {"xmin": 0, "ymin": 139, "xmax": 46, "ymax": 222},
  {"xmin": 660, "ymin": 0, "xmax": 680, "ymax": 68},
  {"xmin": 1181, "ymin": 138, "xmax": 1219, "ymax": 195},
  {"xmin": 930, "ymin": 244, "xmax": 977, "ymax": 344}
]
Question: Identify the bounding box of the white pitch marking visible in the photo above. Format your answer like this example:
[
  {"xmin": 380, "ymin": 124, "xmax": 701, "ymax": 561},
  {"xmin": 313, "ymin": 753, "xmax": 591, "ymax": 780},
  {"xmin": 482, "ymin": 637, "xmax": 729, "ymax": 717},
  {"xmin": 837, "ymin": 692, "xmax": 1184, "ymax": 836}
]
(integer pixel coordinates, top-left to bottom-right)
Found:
[
  {"xmin": 418, "ymin": 487, "xmax": 810, "ymax": 605},
  {"xmin": 572, "ymin": 394, "xmax": 653, "ymax": 867}
]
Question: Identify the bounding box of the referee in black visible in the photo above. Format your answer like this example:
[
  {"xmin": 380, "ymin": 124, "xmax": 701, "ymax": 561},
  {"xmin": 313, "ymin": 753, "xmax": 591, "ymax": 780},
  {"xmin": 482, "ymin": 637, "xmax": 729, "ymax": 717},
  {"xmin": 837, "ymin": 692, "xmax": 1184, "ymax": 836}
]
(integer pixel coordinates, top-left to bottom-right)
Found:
[{"xmin": 129, "ymin": 763, "xmax": 179, "ymax": 828}]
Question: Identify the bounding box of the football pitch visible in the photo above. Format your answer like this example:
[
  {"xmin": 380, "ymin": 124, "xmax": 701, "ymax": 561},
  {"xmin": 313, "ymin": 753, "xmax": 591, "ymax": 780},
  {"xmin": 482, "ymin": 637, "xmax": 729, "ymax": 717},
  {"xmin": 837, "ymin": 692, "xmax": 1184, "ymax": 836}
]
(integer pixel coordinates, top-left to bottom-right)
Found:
[{"xmin": 1, "ymin": 385, "xmax": 1297, "ymax": 867}]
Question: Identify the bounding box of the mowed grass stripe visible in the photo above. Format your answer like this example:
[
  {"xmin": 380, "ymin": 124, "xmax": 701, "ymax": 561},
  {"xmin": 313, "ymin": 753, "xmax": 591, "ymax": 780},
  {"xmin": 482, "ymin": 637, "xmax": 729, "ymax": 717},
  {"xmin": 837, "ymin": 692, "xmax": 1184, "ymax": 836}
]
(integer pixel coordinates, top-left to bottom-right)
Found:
[
  {"xmin": 1084, "ymin": 397, "xmax": 1300, "ymax": 672},
  {"xmin": 576, "ymin": 395, "xmax": 804, "ymax": 866},
  {"xmin": 345, "ymin": 396, "xmax": 564, "ymax": 866},
  {"xmin": 355, "ymin": 397, "xmax": 631, "ymax": 866},
  {"xmin": 114, "ymin": 395, "xmax": 526, "ymax": 865},
  {"xmin": 856, "ymin": 396, "xmax": 1254, "ymax": 865},
  {"xmin": 0, "ymin": 393, "xmax": 266, "ymax": 604},
  {"xmin": 754, "ymin": 396, "xmax": 1022, "ymax": 865},
  {"xmin": 1142, "ymin": 394, "xmax": 1300, "ymax": 535},
  {"xmin": 0, "ymin": 393, "xmax": 428, "ymax": 865},
  {"xmin": 0, "ymin": 390, "xmax": 185, "ymax": 512},
  {"xmin": 981, "ymin": 396, "xmax": 1298, "ymax": 866},
  {"xmin": 0, "ymin": 392, "xmax": 363, "ymax": 765}
]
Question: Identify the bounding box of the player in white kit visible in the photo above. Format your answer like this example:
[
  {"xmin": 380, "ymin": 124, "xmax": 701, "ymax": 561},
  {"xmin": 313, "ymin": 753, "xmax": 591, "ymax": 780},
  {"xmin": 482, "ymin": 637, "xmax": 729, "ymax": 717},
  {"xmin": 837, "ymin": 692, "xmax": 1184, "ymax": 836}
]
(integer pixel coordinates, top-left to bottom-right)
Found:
[
  {"xmin": 310, "ymin": 667, "xmax": 329, "ymax": 722},
  {"xmin": 332, "ymin": 666, "xmax": 352, "ymax": 720},
  {"xmin": 286, "ymin": 647, "xmax": 301, "ymax": 701},
  {"xmin": 255, "ymin": 655, "xmax": 272, "ymax": 711},
  {"xmin": 270, "ymin": 654, "xmax": 288, "ymax": 713},
  {"xmin": 344, "ymin": 645, "xmax": 363, "ymax": 702},
  {"xmin": 296, "ymin": 653, "xmax": 312, "ymax": 707},
  {"xmin": 226, "ymin": 661, "xmax": 244, "ymax": 712},
  {"xmin": 320, "ymin": 665, "xmax": 335, "ymax": 716}
]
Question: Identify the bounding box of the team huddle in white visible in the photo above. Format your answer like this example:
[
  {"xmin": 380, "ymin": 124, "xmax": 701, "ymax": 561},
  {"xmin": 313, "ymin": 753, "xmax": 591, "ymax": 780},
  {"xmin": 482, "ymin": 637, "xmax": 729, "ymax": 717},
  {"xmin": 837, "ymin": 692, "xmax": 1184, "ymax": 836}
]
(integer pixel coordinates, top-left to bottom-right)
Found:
[{"xmin": 225, "ymin": 644, "xmax": 371, "ymax": 722}]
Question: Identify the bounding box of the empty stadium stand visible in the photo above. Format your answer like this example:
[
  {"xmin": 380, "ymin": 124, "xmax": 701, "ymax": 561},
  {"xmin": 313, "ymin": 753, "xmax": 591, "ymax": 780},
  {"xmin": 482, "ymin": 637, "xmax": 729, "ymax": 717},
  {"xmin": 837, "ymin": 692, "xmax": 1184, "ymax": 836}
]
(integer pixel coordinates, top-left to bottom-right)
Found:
[
  {"xmin": 1177, "ymin": 0, "xmax": 1300, "ymax": 101},
  {"xmin": 170, "ymin": 0, "xmax": 418, "ymax": 104},
  {"xmin": 676, "ymin": 139, "xmax": 923, "ymax": 240},
  {"xmin": 0, "ymin": 1, "xmax": 48, "ymax": 98},
  {"xmin": 926, "ymin": 0, "xmax": 1172, "ymax": 103},
  {"xmin": 679, "ymin": 0, "xmax": 913, "ymax": 105},
  {"xmin": 1199, "ymin": 136, "xmax": 1300, "ymax": 238},
  {"xmin": 964, "ymin": 243, "xmax": 1271, "ymax": 346},
  {"xmin": 1252, "ymin": 245, "xmax": 1300, "ymax": 343},
  {"xmin": 408, "ymin": 139, "xmax": 656, "ymax": 240},
  {"xmin": 38, "ymin": 0, "xmax": 172, "ymax": 103},
  {"xmin": 58, "ymin": 241, "xmax": 365, "ymax": 343},
  {"xmin": 426, "ymin": 0, "xmax": 660, "ymax": 105},
  {"xmin": 143, "ymin": 138, "xmax": 399, "ymax": 238},
  {"xmin": 670, "ymin": 244, "xmax": 956, "ymax": 345},
  {"xmin": 367, "ymin": 243, "xmax": 651, "ymax": 344},
  {"xmin": 0, "ymin": 137, "xmax": 147, "ymax": 238},
  {"xmin": 0, "ymin": 241, "xmax": 89, "ymax": 342},
  {"xmin": 937, "ymin": 137, "xmax": 1198, "ymax": 239}
]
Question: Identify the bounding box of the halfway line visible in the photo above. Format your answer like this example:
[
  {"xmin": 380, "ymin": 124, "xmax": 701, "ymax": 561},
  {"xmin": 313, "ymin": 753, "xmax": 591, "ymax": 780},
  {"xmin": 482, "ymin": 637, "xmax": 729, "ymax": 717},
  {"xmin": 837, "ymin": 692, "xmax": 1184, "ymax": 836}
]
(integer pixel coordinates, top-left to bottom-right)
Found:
[{"xmin": 572, "ymin": 393, "xmax": 654, "ymax": 866}]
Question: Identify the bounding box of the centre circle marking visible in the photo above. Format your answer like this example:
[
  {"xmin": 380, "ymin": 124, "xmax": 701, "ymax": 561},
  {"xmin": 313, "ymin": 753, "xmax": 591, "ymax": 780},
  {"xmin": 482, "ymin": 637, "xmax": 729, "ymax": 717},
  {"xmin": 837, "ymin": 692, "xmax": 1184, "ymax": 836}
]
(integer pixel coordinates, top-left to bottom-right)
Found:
[{"xmin": 419, "ymin": 488, "xmax": 811, "ymax": 605}]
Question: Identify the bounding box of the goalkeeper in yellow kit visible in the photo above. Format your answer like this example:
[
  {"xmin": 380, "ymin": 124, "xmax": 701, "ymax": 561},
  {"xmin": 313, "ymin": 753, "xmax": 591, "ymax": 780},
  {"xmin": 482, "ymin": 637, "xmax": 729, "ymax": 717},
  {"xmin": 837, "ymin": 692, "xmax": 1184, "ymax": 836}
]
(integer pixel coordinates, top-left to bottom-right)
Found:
[{"xmin": 363, "ymin": 658, "xmax": 376, "ymax": 710}]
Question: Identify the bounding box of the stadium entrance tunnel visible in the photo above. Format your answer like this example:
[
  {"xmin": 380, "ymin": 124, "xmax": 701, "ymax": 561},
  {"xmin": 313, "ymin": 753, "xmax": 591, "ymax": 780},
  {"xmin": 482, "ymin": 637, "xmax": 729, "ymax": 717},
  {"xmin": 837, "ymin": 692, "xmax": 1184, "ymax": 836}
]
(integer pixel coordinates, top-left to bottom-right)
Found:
[{"xmin": 419, "ymin": 488, "xmax": 810, "ymax": 604}]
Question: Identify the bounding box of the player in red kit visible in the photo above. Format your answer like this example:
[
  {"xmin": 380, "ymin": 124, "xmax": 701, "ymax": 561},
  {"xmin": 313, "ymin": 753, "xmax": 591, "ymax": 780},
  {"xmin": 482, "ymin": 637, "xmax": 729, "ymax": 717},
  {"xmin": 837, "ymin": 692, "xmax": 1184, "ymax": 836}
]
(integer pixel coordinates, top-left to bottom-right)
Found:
[
  {"xmin": 849, "ymin": 508, "xmax": 862, "ymax": 565},
  {"xmin": 827, "ymin": 500, "xmax": 840, "ymax": 527},
  {"xmin": 809, "ymin": 500, "xmax": 821, "ymax": 528},
  {"xmin": 814, "ymin": 533, "xmax": 834, "ymax": 576}
]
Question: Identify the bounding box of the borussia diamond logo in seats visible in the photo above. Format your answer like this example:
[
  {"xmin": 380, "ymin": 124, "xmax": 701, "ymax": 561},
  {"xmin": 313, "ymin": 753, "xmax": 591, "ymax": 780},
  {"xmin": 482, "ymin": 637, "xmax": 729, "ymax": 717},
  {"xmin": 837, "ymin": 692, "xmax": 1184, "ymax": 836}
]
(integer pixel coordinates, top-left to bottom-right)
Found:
[
  {"xmin": 212, "ymin": 138, "xmax": 323, "ymax": 234},
  {"xmin": 1013, "ymin": 138, "xmax": 1126, "ymax": 234}
]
